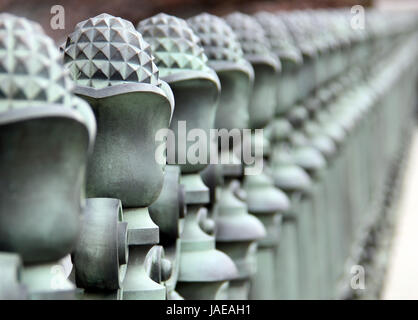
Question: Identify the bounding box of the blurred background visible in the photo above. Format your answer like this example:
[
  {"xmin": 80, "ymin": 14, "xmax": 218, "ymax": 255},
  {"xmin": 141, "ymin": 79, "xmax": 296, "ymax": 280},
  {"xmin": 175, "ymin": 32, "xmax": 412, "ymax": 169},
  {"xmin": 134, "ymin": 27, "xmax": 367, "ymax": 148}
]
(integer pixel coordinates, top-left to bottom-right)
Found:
[
  {"xmin": 1, "ymin": 0, "xmax": 417, "ymax": 42},
  {"xmin": 0, "ymin": 0, "xmax": 389, "ymax": 42}
]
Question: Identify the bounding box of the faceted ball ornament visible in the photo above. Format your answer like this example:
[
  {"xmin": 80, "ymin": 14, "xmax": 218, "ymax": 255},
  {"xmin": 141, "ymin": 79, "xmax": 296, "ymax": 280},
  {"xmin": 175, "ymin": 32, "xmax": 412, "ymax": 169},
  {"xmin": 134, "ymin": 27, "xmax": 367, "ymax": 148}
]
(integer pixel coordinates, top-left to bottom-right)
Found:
[
  {"xmin": 64, "ymin": 13, "xmax": 161, "ymax": 89},
  {"xmin": 254, "ymin": 11, "xmax": 302, "ymax": 63},
  {"xmin": 276, "ymin": 12, "xmax": 317, "ymax": 58},
  {"xmin": 137, "ymin": 13, "xmax": 213, "ymax": 78},
  {"xmin": 187, "ymin": 13, "xmax": 246, "ymax": 65},
  {"xmin": 0, "ymin": 13, "xmax": 75, "ymax": 112},
  {"xmin": 224, "ymin": 12, "xmax": 278, "ymax": 68}
]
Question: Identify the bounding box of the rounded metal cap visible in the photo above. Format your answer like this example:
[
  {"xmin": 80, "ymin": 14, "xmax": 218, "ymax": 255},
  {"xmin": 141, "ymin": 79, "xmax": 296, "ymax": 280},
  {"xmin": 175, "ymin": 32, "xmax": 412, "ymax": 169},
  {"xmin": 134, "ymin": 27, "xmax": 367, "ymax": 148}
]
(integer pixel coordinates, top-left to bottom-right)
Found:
[
  {"xmin": 64, "ymin": 13, "xmax": 161, "ymax": 89},
  {"xmin": 215, "ymin": 180, "xmax": 266, "ymax": 242},
  {"xmin": 224, "ymin": 12, "xmax": 280, "ymax": 71},
  {"xmin": 64, "ymin": 13, "xmax": 175, "ymax": 120},
  {"xmin": 267, "ymin": 118, "xmax": 293, "ymax": 142},
  {"xmin": 137, "ymin": 13, "xmax": 219, "ymax": 87},
  {"xmin": 244, "ymin": 173, "xmax": 290, "ymax": 214},
  {"xmin": 187, "ymin": 13, "xmax": 254, "ymax": 79},
  {"xmin": 277, "ymin": 12, "xmax": 317, "ymax": 59},
  {"xmin": 64, "ymin": 13, "xmax": 175, "ymax": 122},
  {"xmin": 271, "ymin": 164, "xmax": 312, "ymax": 193},
  {"xmin": 0, "ymin": 13, "xmax": 96, "ymax": 144},
  {"xmin": 292, "ymin": 146, "xmax": 327, "ymax": 172},
  {"xmin": 179, "ymin": 208, "xmax": 238, "ymax": 282},
  {"xmin": 254, "ymin": 11, "xmax": 303, "ymax": 65}
]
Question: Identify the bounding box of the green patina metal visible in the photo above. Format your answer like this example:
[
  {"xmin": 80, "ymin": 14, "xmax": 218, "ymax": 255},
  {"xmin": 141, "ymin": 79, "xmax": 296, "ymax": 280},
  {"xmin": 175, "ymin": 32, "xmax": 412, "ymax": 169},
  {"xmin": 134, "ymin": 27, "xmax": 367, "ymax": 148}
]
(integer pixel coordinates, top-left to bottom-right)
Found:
[
  {"xmin": 0, "ymin": 13, "xmax": 95, "ymax": 299},
  {"xmin": 63, "ymin": 13, "xmax": 174, "ymax": 300},
  {"xmin": 149, "ymin": 165, "xmax": 185, "ymax": 299},
  {"xmin": 0, "ymin": 8, "xmax": 418, "ymax": 301},
  {"xmin": 138, "ymin": 13, "xmax": 238, "ymax": 300},
  {"xmin": 224, "ymin": 12, "xmax": 292, "ymax": 300},
  {"xmin": 188, "ymin": 12, "xmax": 268, "ymax": 300}
]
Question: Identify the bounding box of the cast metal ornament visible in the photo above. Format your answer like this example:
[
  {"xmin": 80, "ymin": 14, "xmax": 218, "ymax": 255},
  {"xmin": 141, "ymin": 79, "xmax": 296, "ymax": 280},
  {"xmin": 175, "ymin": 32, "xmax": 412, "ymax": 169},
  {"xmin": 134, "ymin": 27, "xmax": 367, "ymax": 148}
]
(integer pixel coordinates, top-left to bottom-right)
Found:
[
  {"xmin": 149, "ymin": 165, "xmax": 185, "ymax": 299},
  {"xmin": 138, "ymin": 13, "xmax": 238, "ymax": 300},
  {"xmin": 224, "ymin": 12, "xmax": 280, "ymax": 129},
  {"xmin": 0, "ymin": 13, "xmax": 96, "ymax": 299},
  {"xmin": 64, "ymin": 13, "xmax": 174, "ymax": 299},
  {"xmin": 188, "ymin": 13, "xmax": 268, "ymax": 299},
  {"xmin": 187, "ymin": 13, "xmax": 254, "ymax": 132},
  {"xmin": 0, "ymin": 8, "xmax": 416, "ymax": 301},
  {"xmin": 224, "ymin": 12, "xmax": 292, "ymax": 299},
  {"xmin": 254, "ymin": 11, "xmax": 304, "ymax": 114},
  {"xmin": 254, "ymin": 11, "xmax": 325, "ymax": 299}
]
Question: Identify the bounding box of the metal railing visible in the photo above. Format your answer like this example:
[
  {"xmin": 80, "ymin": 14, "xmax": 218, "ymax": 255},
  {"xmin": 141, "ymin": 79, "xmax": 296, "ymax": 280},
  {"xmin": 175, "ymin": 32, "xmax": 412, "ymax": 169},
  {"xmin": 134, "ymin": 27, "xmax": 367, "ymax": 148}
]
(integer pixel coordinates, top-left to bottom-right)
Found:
[{"xmin": 0, "ymin": 8, "xmax": 417, "ymax": 300}]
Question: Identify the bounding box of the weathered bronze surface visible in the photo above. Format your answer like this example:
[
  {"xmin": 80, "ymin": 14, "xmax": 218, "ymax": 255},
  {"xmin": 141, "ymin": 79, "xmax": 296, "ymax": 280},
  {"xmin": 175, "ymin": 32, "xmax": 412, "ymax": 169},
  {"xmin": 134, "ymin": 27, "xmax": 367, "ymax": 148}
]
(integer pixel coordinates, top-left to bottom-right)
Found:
[
  {"xmin": 63, "ymin": 13, "xmax": 173, "ymax": 299},
  {"xmin": 1, "ymin": 8, "xmax": 418, "ymax": 301},
  {"xmin": 139, "ymin": 13, "xmax": 238, "ymax": 300},
  {"xmin": 0, "ymin": 13, "xmax": 96, "ymax": 299}
]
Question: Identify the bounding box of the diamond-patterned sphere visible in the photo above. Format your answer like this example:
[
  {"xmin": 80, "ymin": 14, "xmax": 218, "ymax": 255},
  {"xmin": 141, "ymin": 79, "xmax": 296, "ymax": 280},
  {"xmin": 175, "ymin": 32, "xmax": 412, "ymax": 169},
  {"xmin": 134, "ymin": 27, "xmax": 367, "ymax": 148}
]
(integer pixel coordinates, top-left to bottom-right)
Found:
[
  {"xmin": 0, "ymin": 13, "xmax": 74, "ymax": 112},
  {"xmin": 137, "ymin": 13, "xmax": 212, "ymax": 78},
  {"xmin": 64, "ymin": 13, "xmax": 161, "ymax": 89},
  {"xmin": 224, "ymin": 12, "xmax": 279, "ymax": 68},
  {"xmin": 254, "ymin": 11, "xmax": 302, "ymax": 63},
  {"xmin": 187, "ymin": 13, "xmax": 246, "ymax": 66},
  {"xmin": 276, "ymin": 12, "xmax": 317, "ymax": 57}
]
